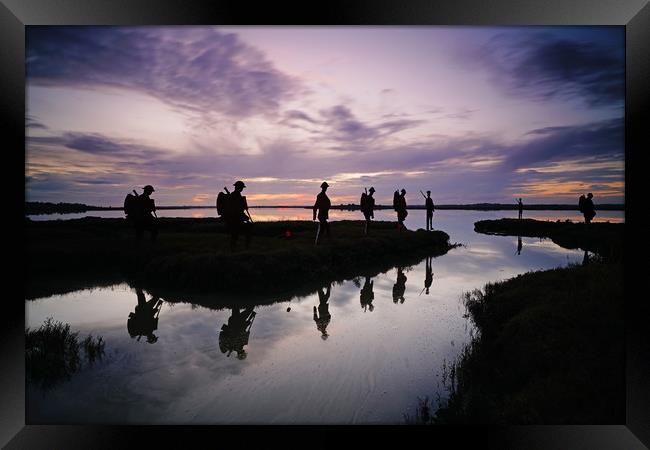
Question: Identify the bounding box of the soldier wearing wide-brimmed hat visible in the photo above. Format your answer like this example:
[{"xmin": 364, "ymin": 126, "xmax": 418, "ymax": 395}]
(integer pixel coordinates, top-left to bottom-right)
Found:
[{"xmin": 313, "ymin": 181, "xmax": 331, "ymax": 245}]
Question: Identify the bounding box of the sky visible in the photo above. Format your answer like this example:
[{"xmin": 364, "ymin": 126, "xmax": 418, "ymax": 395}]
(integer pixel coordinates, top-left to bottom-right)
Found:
[{"xmin": 25, "ymin": 26, "xmax": 625, "ymax": 206}]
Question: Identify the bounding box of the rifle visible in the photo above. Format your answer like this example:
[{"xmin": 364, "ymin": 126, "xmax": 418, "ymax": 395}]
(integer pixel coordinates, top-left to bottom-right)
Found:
[{"xmin": 420, "ymin": 190, "xmax": 427, "ymax": 200}]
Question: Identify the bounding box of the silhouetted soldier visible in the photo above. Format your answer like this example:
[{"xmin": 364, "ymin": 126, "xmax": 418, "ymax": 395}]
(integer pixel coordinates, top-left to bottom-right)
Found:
[
  {"xmin": 313, "ymin": 182, "xmax": 331, "ymax": 245},
  {"xmin": 583, "ymin": 193, "xmax": 596, "ymax": 224},
  {"xmin": 127, "ymin": 288, "xmax": 163, "ymax": 344},
  {"xmin": 516, "ymin": 198, "xmax": 523, "ymax": 220},
  {"xmin": 516, "ymin": 236, "xmax": 523, "ymax": 255},
  {"xmin": 313, "ymin": 283, "xmax": 332, "ymax": 339},
  {"xmin": 134, "ymin": 185, "xmax": 158, "ymax": 242},
  {"xmin": 423, "ymin": 190, "xmax": 435, "ymax": 231},
  {"xmin": 360, "ymin": 187, "xmax": 376, "ymax": 235},
  {"xmin": 360, "ymin": 276, "xmax": 375, "ymax": 312},
  {"xmin": 392, "ymin": 267, "xmax": 407, "ymax": 304},
  {"xmin": 219, "ymin": 307, "xmax": 256, "ymax": 360},
  {"xmin": 226, "ymin": 181, "xmax": 253, "ymax": 250},
  {"xmin": 423, "ymin": 256, "xmax": 433, "ymax": 295},
  {"xmin": 396, "ymin": 189, "xmax": 408, "ymax": 231}
]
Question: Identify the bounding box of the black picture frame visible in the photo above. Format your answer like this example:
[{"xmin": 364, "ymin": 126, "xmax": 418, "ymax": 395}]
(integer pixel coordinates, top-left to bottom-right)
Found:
[{"xmin": 4, "ymin": 0, "xmax": 648, "ymax": 447}]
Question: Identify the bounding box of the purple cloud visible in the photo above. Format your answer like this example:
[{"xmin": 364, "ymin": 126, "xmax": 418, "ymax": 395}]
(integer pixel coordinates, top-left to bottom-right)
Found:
[
  {"xmin": 473, "ymin": 31, "xmax": 624, "ymax": 107},
  {"xmin": 26, "ymin": 26, "xmax": 300, "ymax": 118}
]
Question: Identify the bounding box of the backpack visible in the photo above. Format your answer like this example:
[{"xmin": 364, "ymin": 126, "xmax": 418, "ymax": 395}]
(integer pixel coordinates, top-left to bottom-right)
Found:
[
  {"xmin": 124, "ymin": 191, "xmax": 139, "ymax": 216},
  {"xmin": 578, "ymin": 195, "xmax": 586, "ymax": 213},
  {"xmin": 360, "ymin": 192, "xmax": 369, "ymax": 213},
  {"xmin": 216, "ymin": 191, "xmax": 230, "ymax": 217},
  {"xmin": 393, "ymin": 192, "xmax": 400, "ymax": 211}
]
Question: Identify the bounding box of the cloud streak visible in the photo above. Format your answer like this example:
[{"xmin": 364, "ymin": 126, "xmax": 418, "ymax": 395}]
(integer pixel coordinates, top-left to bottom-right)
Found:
[
  {"xmin": 472, "ymin": 32, "xmax": 624, "ymax": 107},
  {"xmin": 27, "ymin": 26, "xmax": 301, "ymax": 119}
]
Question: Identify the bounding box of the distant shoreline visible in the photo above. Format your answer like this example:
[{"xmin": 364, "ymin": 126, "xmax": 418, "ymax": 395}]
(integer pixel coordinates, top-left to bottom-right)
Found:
[{"xmin": 25, "ymin": 201, "xmax": 625, "ymax": 215}]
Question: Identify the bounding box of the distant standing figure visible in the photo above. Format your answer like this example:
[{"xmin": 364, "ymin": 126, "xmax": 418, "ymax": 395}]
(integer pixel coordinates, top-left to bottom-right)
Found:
[
  {"xmin": 313, "ymin": 182, "xmax": 331, "ymax": 245},
  {"xmin": 360, "ymin": 276, "xmax": 375, "ymax": 312},
  {"xmin": 395, "ymin": 189, "xmax": 408, "ymax": 231},
  {"xmin": 225, "ymin": 181, "xmax": 252, "ymax": 250},
  {"xmin": 425, "ymin": 191, "xmax": 435, "ymax": 231},
  {"xmin": 517, "ymin": 198, "xmax": 523, "ymax": 220},
  {"xmin": 133, "ymin": 185, "xmax": 158, "ymax": 242},
  {"xmin": 313, "ymin": 283, "xmax": 332, "ymax": 339},
  {"xmin": 360, "ymin": 187, "xmax": 376, "ymax": 235},
  {"xmin": 583, "ymin": 193, "xmax": 596, "ymax": 224}
]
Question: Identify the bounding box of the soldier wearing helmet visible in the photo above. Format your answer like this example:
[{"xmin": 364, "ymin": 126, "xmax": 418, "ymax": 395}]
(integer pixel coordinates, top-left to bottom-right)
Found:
[
  {"xmin": 396, "ymin": 188, "xmax": 408, "ymax": 231},
  {"xmin": 134, "ymin": 184, "xmax": 158, "ymax": 242},
  {"xmin": 313, "ymin": 181, "xmax": 331, "ymax": 245},
  {"xmin": 360, "ymin": 187, "xmax": 376, "ymax": 235},
  {"xmin": 226, "ymin": 180, "xmax": 252, "ymax": 249}
]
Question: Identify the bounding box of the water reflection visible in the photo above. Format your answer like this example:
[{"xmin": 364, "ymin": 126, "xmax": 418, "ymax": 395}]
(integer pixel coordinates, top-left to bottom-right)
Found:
[
  {"xmin": 127, "ymin": 288, "xmax": 163, "ymax": 344},
  {"xmin": 360, "ymin": 277, "xmax": 375, "ymax": 312},
  {"xmin": 423, "ymin": 256, "xmax": 433, "ymax": 295},
  {"xmin": 313, "ymin": 283, "xmax": 332, "ymax": 339},
  {"xmin": 218, "ymin": 307, "xmax": 256, "ymax": 360},
  {"xmin": 26, "ymin": 210, "xmax": 595, "ymax": 424},
  {"xmin": 392, "ymin": 267, "xmax": 407, "ymax": 304},
  {"xmin": 516, "ymin": 236, "xmax": 523, "ymax": 256}
]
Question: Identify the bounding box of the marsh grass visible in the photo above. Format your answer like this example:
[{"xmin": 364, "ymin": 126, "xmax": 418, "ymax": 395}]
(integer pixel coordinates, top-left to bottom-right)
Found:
[
  {"xmin": 26, "ymin": 318, "xmax": 105, "ymax": 389},
  {"xmin": 428, "ymin": 260, "xmax": 624, "ymax": 424}
]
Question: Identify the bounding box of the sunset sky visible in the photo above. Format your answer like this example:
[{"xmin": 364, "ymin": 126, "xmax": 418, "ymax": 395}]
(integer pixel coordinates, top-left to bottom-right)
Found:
[{"xmin": 25, "ymin": 26, "xmax": 624, "ymax": 206}]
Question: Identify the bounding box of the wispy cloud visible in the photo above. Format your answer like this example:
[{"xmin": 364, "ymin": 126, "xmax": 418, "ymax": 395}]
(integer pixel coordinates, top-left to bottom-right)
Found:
[
  {"xmin": 27, "ymin": 26, "xmax": 301, "ymax": 119},
  {"xmin": 470, "ymin": 31, "xmax": 624, "ymax": 107}
]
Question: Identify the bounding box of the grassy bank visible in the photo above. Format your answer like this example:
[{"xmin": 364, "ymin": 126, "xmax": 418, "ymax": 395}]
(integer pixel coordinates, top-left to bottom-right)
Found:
[
  {"xmin": 474, "ymin": 218, "xmax": 623, "ymax": 261},
  {"xmin": 429, "ymin": 259, "xmax": 623, "ymax": 424},
  {"xmin": 27, "ymin": 217, "xmax": 455, "ymax": 300},
  {"xmin": 405, "ymin": 217, "xmax": 625, "ymax": 424}
]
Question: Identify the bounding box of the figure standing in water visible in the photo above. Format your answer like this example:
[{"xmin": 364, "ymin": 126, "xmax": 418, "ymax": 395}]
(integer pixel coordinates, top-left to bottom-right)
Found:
[
  {"xmin": 423, "ymin": 256, "xmax": 433, "ymax": 295},
  {"xmin": 218, "ymin": 307, "xmax": 256, "ymax": 360},
  {"xmin": 360, "ymin": 276, "xmax": 375, "ymax": 312},
  {"xmin": 424, "ymin": 190, "xmax": 435, "ymax": 231},
  {"xmin": 582, "ymin": 193, "xmax": 596, "ymax": 224},
  {"xmin": 127, "ymin": 288, "xmax": 163, "ymax": 344},
  {"xmin": 360, "ymin": 187, "xmax": 376, "ymax": 235},
  {"xmin": 516, "ymin": 198, "xmax": 524, "ymax": 220},
  {"xmin": 313, "ymin": 182, "xmax": 331, "ymax": 245},
  {"xmin": 313, "ymin": 283, "xmax": 332, "ymax": 339},
  {"xmin": 392, "ymin": 267, "xmax": 407, "ymax": 304}
]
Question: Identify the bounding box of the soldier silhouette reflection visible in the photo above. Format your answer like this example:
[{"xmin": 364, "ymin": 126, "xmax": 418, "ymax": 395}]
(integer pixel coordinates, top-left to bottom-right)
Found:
[
  {"xmin": 127, "ymin": 288, "xmax": 163, "ymax": 344},
  {"xmin": 313, "ymin": 283, "xmax": 332, "ymax": 339},
  {"xmin": 423, "ymin": 257, "xmax": 433, "ymax": 295},
  {"xmin": 582, "ymin": 250, "xmax": 590, "ymax": 266},
  {"xmin": 219, "ymin": 307, "xmax": 256, "ymax": 360},
  {"xmin": 516, "ymin": 236, "xmax": 523, "ymax": 255},
  {"xmin": 393, "ymin": 267, "xmax": 407, "ymax": 304},
  {"xmin": 360, "ymin": 276, "xmax": 375, "ymax": 312}
]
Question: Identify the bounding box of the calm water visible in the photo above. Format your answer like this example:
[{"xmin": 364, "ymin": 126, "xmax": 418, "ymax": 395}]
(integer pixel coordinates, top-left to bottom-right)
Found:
[{"xmin": 26, "ymin": 209, "xmax": 621, "ymax": 424}]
